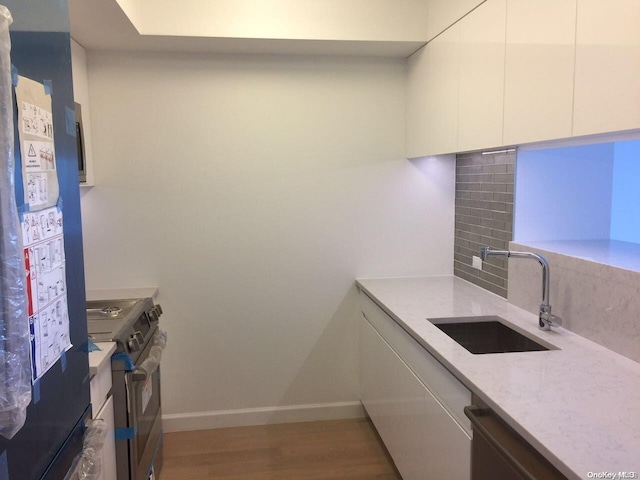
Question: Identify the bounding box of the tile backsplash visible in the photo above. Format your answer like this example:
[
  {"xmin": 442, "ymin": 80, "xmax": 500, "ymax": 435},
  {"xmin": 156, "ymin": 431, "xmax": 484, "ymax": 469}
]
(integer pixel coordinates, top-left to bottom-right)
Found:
[{"xmin": 453, "ymin": 150, "xmax": 515, "ymax": 297}]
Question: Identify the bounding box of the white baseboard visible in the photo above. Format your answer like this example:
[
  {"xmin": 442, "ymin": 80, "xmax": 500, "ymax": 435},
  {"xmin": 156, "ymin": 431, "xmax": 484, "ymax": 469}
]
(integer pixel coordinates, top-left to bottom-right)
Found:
[{"xmin": 162, "ymin": 401, "xmax": 366, "ymax": 433}]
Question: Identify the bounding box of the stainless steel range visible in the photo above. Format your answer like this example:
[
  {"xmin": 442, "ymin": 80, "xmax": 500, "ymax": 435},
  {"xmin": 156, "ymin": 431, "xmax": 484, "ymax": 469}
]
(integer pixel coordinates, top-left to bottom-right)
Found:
[{"xmin": 87, "ymin": 298, "xmax": 165, "ymax": 480}]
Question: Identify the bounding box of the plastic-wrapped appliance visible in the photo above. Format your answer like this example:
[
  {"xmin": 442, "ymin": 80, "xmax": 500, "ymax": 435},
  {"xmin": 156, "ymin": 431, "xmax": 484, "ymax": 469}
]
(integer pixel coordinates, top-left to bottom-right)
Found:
[
  {"xmin": 87, "ymin": 298, "xmax": 165, "ymax": 480},
  {"xmin": 0, "ymin": 4, "xmax": 31, "ymax": 441}
]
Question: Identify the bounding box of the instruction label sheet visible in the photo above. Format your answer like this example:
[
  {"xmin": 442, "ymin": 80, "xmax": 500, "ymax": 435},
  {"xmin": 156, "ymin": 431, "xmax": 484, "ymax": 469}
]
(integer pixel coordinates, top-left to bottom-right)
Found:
[
  {"xmin": 21, "ymin": 204, "xmax": 71, "ymax": 380},
  {"xmin": 15, "ymin": 76, "xmax": 60, "ymax": 210}
]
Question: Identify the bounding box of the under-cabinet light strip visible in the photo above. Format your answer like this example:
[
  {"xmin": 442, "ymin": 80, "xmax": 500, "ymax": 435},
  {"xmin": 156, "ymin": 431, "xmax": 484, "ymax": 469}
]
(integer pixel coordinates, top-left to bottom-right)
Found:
[{"xmin": 481, "ymin": 148, "xmax": 516, "ymax": 155}]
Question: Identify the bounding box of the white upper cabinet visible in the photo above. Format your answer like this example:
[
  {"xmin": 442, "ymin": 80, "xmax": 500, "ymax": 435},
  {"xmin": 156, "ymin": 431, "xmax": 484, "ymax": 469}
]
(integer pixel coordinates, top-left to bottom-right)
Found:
[
  {"xmin": 407, "ymin": 0, "xmax": 505, "ymax": 158},
  {"xmin": 406, "ymin": 46, "xmax": 431, "ymax": 158},
  {"xmin": 503, "ymin": 0, "xmax": 576, "ymax": 146},
  {"xmin": 407, "ymin": 23, "xmax": 460, "ymax": 158},
  {"xmin": 573, "ymin": 0, "xmax": 640, "ymax": 137},
  {"xmin": 70, "ymin": 39, "xmax": 95, "ymax": 186},
  {"xmin": 407, "ymin": 0, "xmax": 640, "ymax": 157},
  {"xmin": 407, "ymin": 24, "xmax": 458, "ymax": 158},
  {"xmin": 426, "ymin": 0, "xmax": 486, "ymax": 41},
  {"xmin": 457, "ymin": 0, "xmax": 506, "ymax": 152}
]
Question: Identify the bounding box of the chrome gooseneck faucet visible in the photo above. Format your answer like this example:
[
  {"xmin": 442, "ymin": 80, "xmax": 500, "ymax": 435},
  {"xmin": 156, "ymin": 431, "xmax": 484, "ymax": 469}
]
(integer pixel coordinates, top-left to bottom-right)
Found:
[{"xmin": 480, "ymin": 246, "xmax": 561, "ymax": 331}]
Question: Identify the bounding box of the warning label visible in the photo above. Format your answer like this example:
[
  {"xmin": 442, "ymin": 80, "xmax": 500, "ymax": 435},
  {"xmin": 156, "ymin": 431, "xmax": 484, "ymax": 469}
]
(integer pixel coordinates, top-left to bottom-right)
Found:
[{"xmin": 23, "ymin": 140, "xmax": 56, "ymax": 171}]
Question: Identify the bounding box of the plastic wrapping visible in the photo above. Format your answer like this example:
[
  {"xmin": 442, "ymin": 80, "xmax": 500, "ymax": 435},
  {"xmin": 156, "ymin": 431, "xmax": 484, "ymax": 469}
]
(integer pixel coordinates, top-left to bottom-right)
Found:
[
  {"xmin": 0, "ymin": 5, "xmax": 32, "ymax": 440},
  {"xmin": 65, "ymin": 419, "xmax": 108, "ymax": 480},
  {"xmin": 138, "ymin": 329, "xmax": 167, "ymax": 378},
  {"xmin": 77, "ymin": 419, "xmax": 108, "ymax": 480}
]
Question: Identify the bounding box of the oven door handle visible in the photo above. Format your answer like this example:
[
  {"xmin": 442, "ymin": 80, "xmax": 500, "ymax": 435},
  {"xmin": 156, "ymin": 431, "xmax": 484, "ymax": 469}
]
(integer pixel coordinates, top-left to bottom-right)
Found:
[
  {"xmin": 132, "ymin": 367, "xmax": 148, "ymax": 382},
  {"xmin": 132, "ymin": 362, "xmax": 160, "ymax": 382}
]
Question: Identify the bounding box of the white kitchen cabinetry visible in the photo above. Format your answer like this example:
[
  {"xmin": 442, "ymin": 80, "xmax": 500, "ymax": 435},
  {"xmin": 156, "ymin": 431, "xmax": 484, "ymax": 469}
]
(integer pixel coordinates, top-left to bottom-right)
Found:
[
  {"xmin": 426, "ymin": 0, "xmax": 486, "ymax": 41},
  {"xmin": 573, "ymin": 0, "xmax": 640, "ymax": 136},
  {"xmin": 70, "ymin": 38, "xmax": 95, "ymax": 186},
  {"xmin": 89, "ymin": 342, "xmax": 117, "ymax": 480},
  {"xmin": 408, "ymin": 0, "xmax": 640, "ymax": 157},
  {"xmin": 93, "ymin": 395, "xmax": 117, "ymax": 480},
  {"xmin": 457, "ymin": 0, "xmax": 506, "ymax": 153},
  {"xmin": 503, "ymin": 0, "xmax": 576, "ymax": 145},
  {"xmin": 408, "ymin": 0, "xmax": 505, "ymax": 157},
  {"xmin": 359, "ymin": 293, "xmax": 471, "ymax": 480},
  {"xmin": 361, "ymin": 319, "xmax": 427, "ymax": 480},
  {"xmin": 406, "ymin": 23, "xmax": 460, "ymax": 158},
  {"xmin": 406, "ymin": 46, "xmax": 431, "ymax": 158}
]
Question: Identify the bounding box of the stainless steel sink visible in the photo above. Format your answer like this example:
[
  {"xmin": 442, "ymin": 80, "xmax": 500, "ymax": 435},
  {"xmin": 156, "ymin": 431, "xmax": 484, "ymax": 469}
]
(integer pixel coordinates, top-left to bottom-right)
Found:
[{"xmin": 428, "ymin": 315, "xmax": 557, "ymax": 354}]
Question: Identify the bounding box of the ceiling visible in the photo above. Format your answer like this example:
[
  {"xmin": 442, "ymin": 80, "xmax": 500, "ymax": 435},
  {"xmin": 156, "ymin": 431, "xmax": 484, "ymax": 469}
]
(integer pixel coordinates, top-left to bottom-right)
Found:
[{"xmin": 67, "ymin": 0, "xmax": 425, "ymax": 57}]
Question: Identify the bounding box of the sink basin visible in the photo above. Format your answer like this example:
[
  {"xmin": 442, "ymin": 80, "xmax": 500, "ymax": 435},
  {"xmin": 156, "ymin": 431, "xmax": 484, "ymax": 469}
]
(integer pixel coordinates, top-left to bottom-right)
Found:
[{"xmin": 428, "ymin": 315, "xmax": 554, "ymax": 354}]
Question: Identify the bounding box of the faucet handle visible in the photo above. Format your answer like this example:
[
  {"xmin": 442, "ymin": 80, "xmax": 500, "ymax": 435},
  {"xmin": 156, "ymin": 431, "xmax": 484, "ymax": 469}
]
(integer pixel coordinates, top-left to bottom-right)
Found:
[{"xmin": 539, "ymin": 309, "xmax": 562, "ymax": 330}]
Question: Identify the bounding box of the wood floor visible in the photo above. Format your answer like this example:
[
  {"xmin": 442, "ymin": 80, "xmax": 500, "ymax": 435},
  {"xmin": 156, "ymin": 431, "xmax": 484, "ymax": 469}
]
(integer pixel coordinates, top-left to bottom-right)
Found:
[{"xmin": 161, "ymin": 418, "xmax": 402, "ymax": 480}]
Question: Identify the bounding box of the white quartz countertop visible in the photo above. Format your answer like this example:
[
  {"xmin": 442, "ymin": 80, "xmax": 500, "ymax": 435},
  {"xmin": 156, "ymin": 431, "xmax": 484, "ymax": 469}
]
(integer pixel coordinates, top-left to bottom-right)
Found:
[
  {"xmin": 356, "ymin": 276, "xmax": 640, "ymax": 480},
  {"xmin": 88, "ymin": 342, "xmax": 117, "ymax": 376}
]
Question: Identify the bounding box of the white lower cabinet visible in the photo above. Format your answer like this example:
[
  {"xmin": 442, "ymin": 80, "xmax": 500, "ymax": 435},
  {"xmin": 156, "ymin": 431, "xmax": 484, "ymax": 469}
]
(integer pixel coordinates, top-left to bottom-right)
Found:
[
  {"xmin": 361, "ymin": 318, "xmax": 426, "ymax": 480},
  {"xmin": 360, "ymin": 314, "xmax": 471, "ymax": 479},
  {"xmin": 93, "ymin": 395, "xmax": 117, "ymax": 480},
  {"xmin": 89, "ymin": 343, "xmax": 118, "ymax": 480}
]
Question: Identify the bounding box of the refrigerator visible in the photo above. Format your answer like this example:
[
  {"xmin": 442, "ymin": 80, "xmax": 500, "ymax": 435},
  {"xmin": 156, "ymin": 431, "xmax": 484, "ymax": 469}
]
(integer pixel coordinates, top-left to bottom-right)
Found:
[{"xmin": 0, "ymin": 1, "xmax": 91, "ymax": 479}]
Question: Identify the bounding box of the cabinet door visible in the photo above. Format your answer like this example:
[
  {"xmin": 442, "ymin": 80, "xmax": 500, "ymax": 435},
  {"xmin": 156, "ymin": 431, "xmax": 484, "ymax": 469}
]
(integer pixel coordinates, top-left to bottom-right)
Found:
[
  {"xmin": 360, "ymin": 318, "xmax": 427, "ymax": 480},
  {"xmin": 70, "ymin": 39, "xmax": 95, "ymax": 185},
  {"xmin": 573, "ymin": 0, "xmax": 640, "ymax": 136},
  {"xmin": 406, "ymin": 45, "xmax": 431, "ymax": 158},
  {"xmin": 406, "ymin": 22, "xmax": 460, "ymax": 158},
  {"xmin": 360, "ymin": 315, "xmax": 391, "ymax": 442},
  {"xmin": 94, "ymin": 395, "xmax": 117, "ymax": 480},
  {"xmin": 360, "ymin": 318, "xmax": 471, "ymax": 480},
  {"xmin": 503, "ymin": 0, "xmax": 576, "ymax": 145},
  {"xmin": 457, "ymin": 0, "xmax": 507, "ymax": 152},
  {"xmin": 423, "ymin": 385, "xmax": 471, "ymax": 479}
]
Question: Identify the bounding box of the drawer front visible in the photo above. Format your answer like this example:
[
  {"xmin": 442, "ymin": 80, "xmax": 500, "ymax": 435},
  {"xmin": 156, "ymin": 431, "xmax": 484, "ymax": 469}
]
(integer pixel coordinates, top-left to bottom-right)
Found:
[
  {"xmin": 423, "ymin": 384, "xmax": 471, "ymax": 478},
  {"xmin": 360, "ymin": 291, "xmax": 397, "ymax": 345},
  {"xmin": 396, "ymin": 325, "xmax": 472, "ymax": 435},
  {"xmin": 359, "ymin": 288, "xmax": 472, "ymax": 435}
]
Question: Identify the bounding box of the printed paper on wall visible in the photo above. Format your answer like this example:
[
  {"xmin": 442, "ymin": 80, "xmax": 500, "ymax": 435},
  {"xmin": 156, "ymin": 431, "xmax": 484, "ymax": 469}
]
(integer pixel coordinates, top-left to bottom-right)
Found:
[
  {"xmin": 21, "ymin": 206, "xmax": 71, "ymax": 380},
  {"xmin": 15, "ymin": 76, "xmax": 60, "ymax": 211}
]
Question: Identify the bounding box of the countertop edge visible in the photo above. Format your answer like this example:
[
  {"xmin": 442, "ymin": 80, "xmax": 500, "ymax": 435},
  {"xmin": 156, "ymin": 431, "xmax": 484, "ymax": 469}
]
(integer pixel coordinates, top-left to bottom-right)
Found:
[{"xmin": 88, "ymin": 342, "xmax": 117, "ymax": 376}]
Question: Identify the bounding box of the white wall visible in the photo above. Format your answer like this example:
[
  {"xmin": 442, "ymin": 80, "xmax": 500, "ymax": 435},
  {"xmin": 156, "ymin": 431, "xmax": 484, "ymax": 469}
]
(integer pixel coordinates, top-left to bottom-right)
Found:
[{"xmin": 81, "ymin": 51, "xmax": 455, "ymax": 429}]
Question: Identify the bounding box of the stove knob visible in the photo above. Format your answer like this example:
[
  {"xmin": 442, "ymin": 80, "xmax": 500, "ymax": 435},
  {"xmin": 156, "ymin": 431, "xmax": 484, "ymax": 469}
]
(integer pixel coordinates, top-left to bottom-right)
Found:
[{"xmin": 127, "ymin": 335, "xmax": 141, "ymax": 352}]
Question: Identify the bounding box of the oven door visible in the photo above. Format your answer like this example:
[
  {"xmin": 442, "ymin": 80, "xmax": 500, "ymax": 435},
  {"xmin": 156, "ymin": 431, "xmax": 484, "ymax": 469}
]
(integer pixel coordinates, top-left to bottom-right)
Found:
[{"xmin": 127, "ymin": 355, "xmax": 163, "ymax": 479}]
